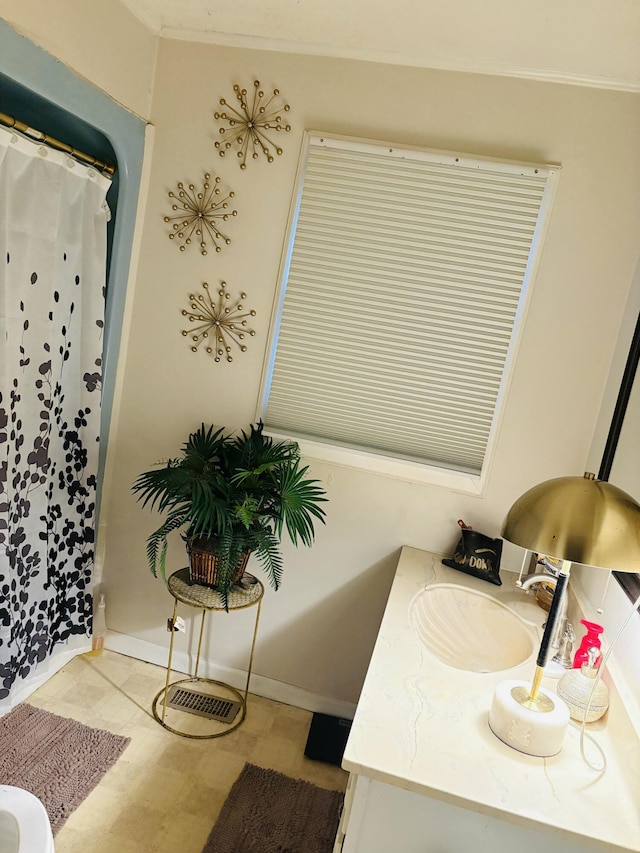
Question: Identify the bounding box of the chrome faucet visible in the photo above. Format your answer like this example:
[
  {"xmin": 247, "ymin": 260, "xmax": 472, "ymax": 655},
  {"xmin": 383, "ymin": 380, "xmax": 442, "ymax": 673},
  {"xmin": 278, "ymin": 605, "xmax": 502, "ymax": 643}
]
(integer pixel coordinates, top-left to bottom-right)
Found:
[{"xmin": 517, "ymin": 573, "xmax": 568, "ymax": 656}]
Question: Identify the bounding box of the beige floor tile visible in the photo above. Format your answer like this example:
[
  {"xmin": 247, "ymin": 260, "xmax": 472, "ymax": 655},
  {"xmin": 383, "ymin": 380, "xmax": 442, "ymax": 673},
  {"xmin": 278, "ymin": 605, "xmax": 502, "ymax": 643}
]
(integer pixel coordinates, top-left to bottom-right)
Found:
[
  {"xmin": 171, "ymin": 780, "xmax": 229, "ymax": 830},
  {"xmin": 20, "ymin": 650, "xmax": 348, "ymax": 853},
  {"xmin": 151, "ymin": 811, "xmax": 215, "ymax": 853},
  {"xmin": 58, "ymin": 681, "xmax": 112, "ymax": 711},
  {"xmin": 108, "ymin": 801, "xmax": 166, "ymax": 847},
  {"xmin": 51, "ymin": 825, "xmax": 93, "ymax": 853},
  {"xmin": 192, "ymin": 749, "xmax": 247, "ymax": 791},
  {"xmin": 252, "ymin": 731, "xmax": 312, "ymax": 770},
  {"xmin": 88, "ymin": 831, "xmax": 155, "ymax": 853},
  {"xmin": 62, "ymin": 785, "xmax": 120, "ymax": 834},
  {"xmin": 119, "ymin": 671, "xmax": 168, "ymax": 703},
  {"xmin": 120, "ymin": 727, "xmax": 170, "ymax": 765}
]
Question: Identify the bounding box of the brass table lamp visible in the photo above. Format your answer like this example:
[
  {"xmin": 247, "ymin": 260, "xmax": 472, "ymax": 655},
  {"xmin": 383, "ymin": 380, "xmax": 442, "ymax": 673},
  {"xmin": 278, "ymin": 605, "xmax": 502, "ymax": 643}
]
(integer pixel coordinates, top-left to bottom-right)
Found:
[{"xmin": 489, "ymin": 472, "xmax": 640, "ymax": 756}]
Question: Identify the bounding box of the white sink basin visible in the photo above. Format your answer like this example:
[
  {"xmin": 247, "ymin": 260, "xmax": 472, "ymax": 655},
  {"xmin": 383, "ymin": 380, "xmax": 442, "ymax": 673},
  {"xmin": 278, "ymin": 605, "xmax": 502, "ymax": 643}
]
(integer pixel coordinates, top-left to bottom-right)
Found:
[{"xmin": 409, "ymin": 583, "xmax": 536, "ymax": 673}]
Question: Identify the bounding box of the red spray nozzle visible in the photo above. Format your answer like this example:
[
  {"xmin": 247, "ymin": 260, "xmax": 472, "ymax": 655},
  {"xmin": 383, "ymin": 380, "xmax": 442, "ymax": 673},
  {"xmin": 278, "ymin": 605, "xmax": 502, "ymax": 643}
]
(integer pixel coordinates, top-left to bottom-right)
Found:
[
  {"xmin": 573, "ymin": 619, "xmax": 603, "ymax": 668},
  {"xmin": 580, "ymin": 619, "xmax": 603, "ymax": 636}
]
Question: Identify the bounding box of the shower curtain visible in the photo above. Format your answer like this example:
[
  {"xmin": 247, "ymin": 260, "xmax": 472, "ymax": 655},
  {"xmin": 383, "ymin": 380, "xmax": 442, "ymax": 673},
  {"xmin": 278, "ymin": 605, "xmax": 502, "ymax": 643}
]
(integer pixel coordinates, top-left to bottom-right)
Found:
[{"xmin": 0, "ymin": 125, "xmax": 111, "ymax": 710}]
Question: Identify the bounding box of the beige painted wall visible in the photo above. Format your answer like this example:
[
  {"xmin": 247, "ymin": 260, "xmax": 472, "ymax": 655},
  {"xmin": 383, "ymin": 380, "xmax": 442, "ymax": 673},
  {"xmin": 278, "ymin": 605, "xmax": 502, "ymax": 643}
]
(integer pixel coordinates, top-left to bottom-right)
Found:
[
  {"xmin": 0, "ymin": 0, "xmax": 158, "ymax": 118},
  {"xmin": 99, "ymin": 37, "xmax": 640, "ymax": 708}
]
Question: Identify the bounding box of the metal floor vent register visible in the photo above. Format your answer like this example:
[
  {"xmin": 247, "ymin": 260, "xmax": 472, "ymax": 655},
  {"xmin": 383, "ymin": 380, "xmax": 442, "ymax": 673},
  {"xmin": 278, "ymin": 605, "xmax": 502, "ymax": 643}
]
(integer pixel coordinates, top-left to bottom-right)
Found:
[{"xmin": 166, "ymin": 686, "xmax": 242, "ymax": 723}]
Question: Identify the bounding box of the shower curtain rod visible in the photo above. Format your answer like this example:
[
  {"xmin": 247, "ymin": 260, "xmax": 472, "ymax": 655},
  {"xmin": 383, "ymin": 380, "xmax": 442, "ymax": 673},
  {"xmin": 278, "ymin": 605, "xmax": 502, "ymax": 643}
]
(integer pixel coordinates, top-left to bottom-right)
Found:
[{"xmin": 0, "ymin": 110, "xmax": 116, "ymax": 177}]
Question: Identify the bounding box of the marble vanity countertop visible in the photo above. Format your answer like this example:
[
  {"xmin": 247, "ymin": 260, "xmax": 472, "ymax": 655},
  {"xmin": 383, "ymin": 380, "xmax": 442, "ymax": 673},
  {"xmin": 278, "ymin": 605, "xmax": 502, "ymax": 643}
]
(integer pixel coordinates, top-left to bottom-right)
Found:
[{"xmin": 343, "ymin": 546, "xmax": 640, "ymax": 852}]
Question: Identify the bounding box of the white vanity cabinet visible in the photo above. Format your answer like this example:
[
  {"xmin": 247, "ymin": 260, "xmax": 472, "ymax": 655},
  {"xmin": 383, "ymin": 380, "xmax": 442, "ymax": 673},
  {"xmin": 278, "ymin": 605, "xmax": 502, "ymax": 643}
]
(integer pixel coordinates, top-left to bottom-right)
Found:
[
  {"xmin": 336, "ymin": 774, "xmax": 598, "ymax": 853},
  {"xmin": 335, "ymin": 547, "xmax": 640, "ymax": 853}
]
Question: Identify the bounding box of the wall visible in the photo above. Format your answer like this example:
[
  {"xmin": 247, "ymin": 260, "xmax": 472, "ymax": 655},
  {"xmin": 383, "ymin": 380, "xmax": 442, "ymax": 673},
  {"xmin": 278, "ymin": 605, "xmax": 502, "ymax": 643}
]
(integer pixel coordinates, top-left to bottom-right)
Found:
[
  {"xmin": 99, "ymin": 37, "xmax": 640, "ymax": 714},
  {"xmin": 579, "ymin": 258, "xmax": 640, "ymax": 733},
  {"xmin": 0, "ymin": 0, "xmax": 158, "ymax": 119}
]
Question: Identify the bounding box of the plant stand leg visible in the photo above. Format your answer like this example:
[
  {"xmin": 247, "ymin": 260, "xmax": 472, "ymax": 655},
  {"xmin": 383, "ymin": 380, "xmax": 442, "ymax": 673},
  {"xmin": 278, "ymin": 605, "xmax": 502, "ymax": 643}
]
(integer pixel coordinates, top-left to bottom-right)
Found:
[
  {"xmin": 193, "ymin": 608, "xmax": 207, "ymax": 679},
  {"xmin": 243, "ymin": 597, "xmax": 262, "ymax": 711},
  {"xmin": 161, "ymin": 598, "xmax": 179, "ymax": 723}
]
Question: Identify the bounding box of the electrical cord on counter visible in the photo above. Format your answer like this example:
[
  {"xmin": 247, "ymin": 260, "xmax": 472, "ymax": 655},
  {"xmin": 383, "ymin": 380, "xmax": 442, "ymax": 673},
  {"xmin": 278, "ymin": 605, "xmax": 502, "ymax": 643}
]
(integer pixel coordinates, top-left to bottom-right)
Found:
[{"xmin": 576, "ymin": 588, "xmax": 640, "ymax": 772}]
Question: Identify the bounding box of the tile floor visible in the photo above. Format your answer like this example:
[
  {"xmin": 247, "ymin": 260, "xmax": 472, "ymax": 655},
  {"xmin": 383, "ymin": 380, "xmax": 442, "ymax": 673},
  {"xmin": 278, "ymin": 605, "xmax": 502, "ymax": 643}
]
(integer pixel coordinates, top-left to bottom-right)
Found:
[{"xmin": 27, "ymin": 650, "xmax": 348, "ymax": 853}]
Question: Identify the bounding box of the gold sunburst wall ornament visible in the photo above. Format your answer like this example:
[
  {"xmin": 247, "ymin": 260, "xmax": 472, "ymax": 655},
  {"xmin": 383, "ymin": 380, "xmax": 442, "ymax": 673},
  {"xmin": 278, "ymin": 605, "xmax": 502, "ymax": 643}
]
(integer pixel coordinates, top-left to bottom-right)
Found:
[
  {"xmin": 164, "ymin": 172, "xmax": 237, "ymax": 255},
  {"xmin": 214, "ymin": 80, "xmax": 291, "ymax": 169},
  {"xmin": 181, "ymin": 281, "xmax": 257, "ymax": 363}
]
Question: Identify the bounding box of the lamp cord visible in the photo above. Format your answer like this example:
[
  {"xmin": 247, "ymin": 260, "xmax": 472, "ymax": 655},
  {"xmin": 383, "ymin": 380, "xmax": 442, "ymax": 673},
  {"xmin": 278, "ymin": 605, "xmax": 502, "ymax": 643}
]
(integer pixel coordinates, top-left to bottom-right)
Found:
[
  {"xmin": 596, "ymin": 570, "xmax": 613, "ymax": 616},
  {"xmin": 577, "ymin": 588, "xmax": 640, "ymax": 772}
]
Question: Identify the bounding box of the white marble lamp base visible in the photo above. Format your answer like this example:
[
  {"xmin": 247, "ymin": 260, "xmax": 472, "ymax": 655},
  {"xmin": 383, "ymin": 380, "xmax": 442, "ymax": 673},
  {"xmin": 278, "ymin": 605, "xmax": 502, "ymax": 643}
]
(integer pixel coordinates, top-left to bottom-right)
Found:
[{"xmin": 489, "ymin": 678, "xmax": 571, "ymax": 757}]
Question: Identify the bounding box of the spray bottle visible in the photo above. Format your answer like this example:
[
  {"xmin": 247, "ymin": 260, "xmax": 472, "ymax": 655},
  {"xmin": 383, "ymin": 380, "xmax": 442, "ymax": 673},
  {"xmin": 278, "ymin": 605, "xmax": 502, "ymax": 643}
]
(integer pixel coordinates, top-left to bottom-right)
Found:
[
  {"xmin": 572, "ymin": 619, "xmax": 603, "ymax": 669},
  {"xmin": 558, "ymin": 646, "xmax": 610, "ymax": 722}
]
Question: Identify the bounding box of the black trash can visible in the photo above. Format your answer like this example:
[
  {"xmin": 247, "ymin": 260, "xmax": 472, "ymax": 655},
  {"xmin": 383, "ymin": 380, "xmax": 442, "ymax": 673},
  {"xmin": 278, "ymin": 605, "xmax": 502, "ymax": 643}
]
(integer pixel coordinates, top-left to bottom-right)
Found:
[{"xmin": 304, "ymin": 712, "xmax": 352, "ymax": 766}]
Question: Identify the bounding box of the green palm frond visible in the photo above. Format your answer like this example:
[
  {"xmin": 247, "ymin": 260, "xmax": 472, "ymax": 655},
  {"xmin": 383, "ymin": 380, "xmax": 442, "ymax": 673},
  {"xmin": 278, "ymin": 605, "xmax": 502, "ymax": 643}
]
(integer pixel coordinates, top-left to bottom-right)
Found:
[
  {"xmin": 183, "ymin": 423, "xmax": 226, "ymax": 463},
  {"xmin": 245, "ymin": 527, "xmax": 283, "ymax": 591},
  {"xmin": 228, "ymin": 425, "xmax": 296, "ymax": 480},
  {"xmin": 187, "ymin": 478, "xmax": 233, "ymax": 538},
  {"xmin": 276, "ymin": 459, "xmax": 327, "ymax": 546},
  {"xmin": 146, "ymin": 508, "xmax": 190, "ymax": 581},
  {"xmin": 132, "ymin": 466, "xmax": 191, "ymax": 512},
  {"xmin": 205, "ymin": 528, "xmax": 255, "ymax": 609},
  {"xmin": 233, "ymin": 495, "xmax": 260, "ymax": 529}
]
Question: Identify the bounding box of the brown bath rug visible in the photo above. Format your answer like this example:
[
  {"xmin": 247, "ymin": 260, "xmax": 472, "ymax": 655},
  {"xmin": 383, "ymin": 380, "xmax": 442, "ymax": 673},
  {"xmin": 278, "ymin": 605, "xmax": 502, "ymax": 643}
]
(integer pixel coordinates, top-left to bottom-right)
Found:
[
  {"xmin": 0, "ymin": 703, "xmax": 130, "ymax": 834},
  {"xmin": 202, "ymin": 762, "xmax": 344, "ymax": 853}
]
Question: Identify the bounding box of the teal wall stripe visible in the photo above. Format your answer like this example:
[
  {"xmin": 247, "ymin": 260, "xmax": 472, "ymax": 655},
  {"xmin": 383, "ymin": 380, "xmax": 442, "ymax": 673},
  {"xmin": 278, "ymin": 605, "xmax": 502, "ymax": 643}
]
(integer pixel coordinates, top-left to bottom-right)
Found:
[{"xmin": 0, "ymin": 19, "xmax": 147, "ymax": 512}]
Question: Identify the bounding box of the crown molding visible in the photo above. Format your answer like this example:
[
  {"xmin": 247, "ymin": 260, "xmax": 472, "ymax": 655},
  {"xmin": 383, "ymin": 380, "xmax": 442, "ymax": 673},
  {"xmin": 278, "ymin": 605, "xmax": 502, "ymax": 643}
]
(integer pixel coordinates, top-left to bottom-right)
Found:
[{"xmin": 157, "ymin": 26, "xmax": 640, "ymax": 93}]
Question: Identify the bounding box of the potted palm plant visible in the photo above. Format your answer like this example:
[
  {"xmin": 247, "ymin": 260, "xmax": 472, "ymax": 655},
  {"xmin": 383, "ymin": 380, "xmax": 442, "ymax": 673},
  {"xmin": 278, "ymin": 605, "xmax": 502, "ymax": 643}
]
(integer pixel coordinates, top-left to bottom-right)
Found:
[{"xmin": 132, "ymin": 421, "xmax": 327, "ymax": 606}]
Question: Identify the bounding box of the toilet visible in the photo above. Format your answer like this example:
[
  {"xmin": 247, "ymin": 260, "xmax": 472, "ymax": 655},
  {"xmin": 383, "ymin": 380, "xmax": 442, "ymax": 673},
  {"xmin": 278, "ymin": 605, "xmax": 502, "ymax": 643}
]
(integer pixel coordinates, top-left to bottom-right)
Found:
[{"xmin": 0, "ymin": 786, "xmax": 55, "ymax": 852}]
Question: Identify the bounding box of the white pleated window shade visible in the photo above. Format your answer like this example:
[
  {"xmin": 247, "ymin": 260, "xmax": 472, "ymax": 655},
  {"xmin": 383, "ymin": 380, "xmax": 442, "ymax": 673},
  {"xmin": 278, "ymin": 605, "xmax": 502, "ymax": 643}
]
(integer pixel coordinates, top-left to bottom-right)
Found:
[{"xmin": 264, "ymin": 135, "xmax": 558, "ymax": 474}]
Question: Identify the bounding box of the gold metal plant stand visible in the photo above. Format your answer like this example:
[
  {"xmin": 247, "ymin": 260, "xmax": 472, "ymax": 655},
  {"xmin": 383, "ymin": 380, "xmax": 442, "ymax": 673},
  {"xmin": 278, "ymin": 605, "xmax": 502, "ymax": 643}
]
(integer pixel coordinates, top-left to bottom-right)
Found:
[{"xmin": 152, "ymin": 568, "xmax": 264, "ymax": 739}]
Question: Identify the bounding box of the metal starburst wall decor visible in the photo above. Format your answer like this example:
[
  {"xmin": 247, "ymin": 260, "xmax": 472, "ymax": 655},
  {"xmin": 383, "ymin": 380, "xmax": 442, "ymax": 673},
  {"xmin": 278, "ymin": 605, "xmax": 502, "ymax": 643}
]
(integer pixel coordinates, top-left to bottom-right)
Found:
[
  {"xmin": 214, "ymin": 80, "xmax": 291, "ymax": 169},
  {"xmin": 181, "ymin": 281, "xmax": 257, "ymax": 363},
  {"xmin": 164, "ymin": 172, "xmax": 237, "ymax": 255}
]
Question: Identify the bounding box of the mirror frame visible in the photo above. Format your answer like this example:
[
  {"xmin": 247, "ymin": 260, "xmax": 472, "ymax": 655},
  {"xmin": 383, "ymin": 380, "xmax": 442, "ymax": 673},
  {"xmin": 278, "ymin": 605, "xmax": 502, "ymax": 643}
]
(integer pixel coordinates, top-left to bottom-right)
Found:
[{"xmin": 599, "ymin": 310, "xmax": 640, "ymax": 602}]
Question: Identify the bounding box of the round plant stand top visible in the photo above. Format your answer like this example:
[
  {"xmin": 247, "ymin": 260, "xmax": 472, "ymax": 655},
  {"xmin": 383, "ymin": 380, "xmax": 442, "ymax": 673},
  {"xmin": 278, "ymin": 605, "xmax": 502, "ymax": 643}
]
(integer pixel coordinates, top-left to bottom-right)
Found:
[{"xmin": 167, "ymin": 567, "xmax": 264, "ymax": 611}]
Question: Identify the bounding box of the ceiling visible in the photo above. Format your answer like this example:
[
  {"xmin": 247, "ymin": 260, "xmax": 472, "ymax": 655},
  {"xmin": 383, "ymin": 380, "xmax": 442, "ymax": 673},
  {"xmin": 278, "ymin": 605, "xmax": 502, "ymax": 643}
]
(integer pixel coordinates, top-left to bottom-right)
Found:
[{"xmin": 119, "ymin": 0, "xmax": 640, "ymax": 91}]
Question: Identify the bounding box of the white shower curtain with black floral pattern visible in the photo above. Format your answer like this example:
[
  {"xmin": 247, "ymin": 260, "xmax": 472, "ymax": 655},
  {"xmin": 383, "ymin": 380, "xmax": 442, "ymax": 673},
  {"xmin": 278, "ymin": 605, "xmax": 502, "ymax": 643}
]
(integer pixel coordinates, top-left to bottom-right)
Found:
[{"xmin": 0, "ymin": 125, "xmax": 111, "ymax": 710}]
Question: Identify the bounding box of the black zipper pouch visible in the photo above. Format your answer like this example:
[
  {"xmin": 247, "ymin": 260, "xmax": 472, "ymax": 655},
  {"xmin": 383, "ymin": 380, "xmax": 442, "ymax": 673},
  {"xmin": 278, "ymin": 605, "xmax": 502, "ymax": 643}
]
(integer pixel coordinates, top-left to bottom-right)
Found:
[{"xmin": 442, "ymin": 519, "xmax": 503, "ymax": 586}]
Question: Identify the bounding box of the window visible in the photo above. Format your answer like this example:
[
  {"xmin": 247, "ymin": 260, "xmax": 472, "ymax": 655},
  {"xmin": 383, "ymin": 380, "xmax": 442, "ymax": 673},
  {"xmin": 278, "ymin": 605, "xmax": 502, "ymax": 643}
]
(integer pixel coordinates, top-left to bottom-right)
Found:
[{"xmin": 261, "ymin": 133, "xmax": 558, "ymax": 477}]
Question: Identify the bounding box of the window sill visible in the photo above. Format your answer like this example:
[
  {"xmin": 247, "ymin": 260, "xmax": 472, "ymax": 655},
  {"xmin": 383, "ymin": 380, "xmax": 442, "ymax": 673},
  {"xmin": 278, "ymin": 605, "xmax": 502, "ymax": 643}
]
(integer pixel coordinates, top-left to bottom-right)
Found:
[{"xmin": 270, "ymin": 432, "xmax": 485, "ymax": 495}]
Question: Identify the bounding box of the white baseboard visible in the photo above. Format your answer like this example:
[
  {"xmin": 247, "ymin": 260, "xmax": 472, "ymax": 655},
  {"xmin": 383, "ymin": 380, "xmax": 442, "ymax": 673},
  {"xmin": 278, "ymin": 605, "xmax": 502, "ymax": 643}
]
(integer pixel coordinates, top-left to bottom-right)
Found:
[
  {"xmin": 0, "ymin": 638, "xmax": 90, "ymax": 715},
  {"xmin": 104, "ymin": 630, "xmax": 357, "ymax": 720}
]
